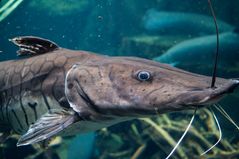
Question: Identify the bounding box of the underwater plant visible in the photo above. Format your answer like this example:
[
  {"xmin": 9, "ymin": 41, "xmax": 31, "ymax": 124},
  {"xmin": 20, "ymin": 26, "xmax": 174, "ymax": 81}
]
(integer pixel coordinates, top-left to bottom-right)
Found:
[{"xmin": 94, "ymin": 109, "xmax": 239, "ymax": 159}]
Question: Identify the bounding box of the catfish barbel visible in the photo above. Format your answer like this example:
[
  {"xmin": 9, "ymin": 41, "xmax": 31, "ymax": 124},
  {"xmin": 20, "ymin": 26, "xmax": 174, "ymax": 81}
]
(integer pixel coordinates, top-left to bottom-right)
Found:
[{"xmin": 0, "ymin": 36, "xmax": 237, "ymax": 147}]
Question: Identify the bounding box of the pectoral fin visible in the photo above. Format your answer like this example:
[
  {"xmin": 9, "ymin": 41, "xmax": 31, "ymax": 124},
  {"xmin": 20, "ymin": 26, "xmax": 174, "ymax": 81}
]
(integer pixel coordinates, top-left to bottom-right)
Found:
[{"xmin": 17, "ymin": 109, "xmax": 77, "ymax": 146}]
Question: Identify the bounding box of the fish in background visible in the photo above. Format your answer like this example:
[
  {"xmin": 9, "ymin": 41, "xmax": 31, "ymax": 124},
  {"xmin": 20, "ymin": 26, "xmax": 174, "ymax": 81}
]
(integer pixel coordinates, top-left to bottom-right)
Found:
[
  {"xmin": 153, "ymin": 29, "xmax": 239, "ymax": 77},
  {"xmin": 143, "ymin": 9, "xmax": 234, "ymax": 37}
]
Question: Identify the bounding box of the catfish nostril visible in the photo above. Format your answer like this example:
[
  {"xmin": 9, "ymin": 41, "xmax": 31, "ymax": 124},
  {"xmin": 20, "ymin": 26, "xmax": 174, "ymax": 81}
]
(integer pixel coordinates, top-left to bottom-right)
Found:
[{"xmin": 68, "ymin": 83, "xmax": 74, "ymax": 89}]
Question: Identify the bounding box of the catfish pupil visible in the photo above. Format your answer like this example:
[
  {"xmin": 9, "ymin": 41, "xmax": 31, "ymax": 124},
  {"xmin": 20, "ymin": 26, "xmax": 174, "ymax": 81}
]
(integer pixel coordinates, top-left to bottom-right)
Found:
[{"xmin": 137, "ymin": 71, "xmax": 151, "ymax": 81}]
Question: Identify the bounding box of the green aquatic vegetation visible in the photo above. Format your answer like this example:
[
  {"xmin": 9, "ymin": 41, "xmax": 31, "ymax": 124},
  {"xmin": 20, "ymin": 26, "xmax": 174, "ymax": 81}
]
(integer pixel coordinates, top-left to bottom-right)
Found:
[
  {"xmin": 1, "ymin": 109, "xmax": 239, "ymax": 159},
  {"xmin": 94, "ymin": 109, "xmax": 239, "ymax": 159},
  {"xmin": 0, "ymin": 0, "xmax": 23, "ymax": 22},
  {"xmin": 28, "ymin": 0, "xmax": 90, "ymax": 16}
]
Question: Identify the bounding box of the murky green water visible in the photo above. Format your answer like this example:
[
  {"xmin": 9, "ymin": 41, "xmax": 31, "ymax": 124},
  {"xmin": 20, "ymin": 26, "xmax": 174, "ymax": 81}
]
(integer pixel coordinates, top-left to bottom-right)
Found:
[{"xmin": 0, "ymin": 0, "xmax": 239, "ymax": 159}]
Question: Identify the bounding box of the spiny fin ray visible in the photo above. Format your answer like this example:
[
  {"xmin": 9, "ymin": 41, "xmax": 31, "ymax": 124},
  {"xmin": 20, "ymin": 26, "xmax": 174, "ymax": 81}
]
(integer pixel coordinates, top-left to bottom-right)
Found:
[{"xmin": 10, "ymin": 36, "xmax": 59, "ymax": 56}]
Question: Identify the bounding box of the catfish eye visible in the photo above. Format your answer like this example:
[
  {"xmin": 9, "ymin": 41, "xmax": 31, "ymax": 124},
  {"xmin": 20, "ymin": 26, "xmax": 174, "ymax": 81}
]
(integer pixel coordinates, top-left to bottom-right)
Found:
[{"xmin": 137, "ymin": 71, "xmax": 151, "ymax": 81}]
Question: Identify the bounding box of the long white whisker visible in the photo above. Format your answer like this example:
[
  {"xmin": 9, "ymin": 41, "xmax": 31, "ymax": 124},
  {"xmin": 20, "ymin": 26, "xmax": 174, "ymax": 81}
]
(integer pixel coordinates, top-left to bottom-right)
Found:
[
  {"xmin": 165, "ymin": 109, "xmax": 197, "ymax": 159},
  {"xmin": 201, "ymin": 107, "xmax": 222, "ymax": 156},
  {"xmin": 215, "ymin": 104, "xmax": 239, "ymax": 131}
]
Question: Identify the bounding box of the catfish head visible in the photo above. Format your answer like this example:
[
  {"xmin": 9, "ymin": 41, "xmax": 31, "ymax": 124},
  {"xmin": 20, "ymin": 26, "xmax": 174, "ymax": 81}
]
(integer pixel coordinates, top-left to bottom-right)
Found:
[{"xmin": 65, "ymin": 56, "xmax": 239, "ymax": 118}]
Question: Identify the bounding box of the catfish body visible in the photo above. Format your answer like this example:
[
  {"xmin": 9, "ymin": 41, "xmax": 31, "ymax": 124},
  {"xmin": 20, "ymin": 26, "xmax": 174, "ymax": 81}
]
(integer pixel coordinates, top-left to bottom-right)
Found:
[
  {"xmin": 0, "ymin": 37, "xmax": 132, "ymax": 144},
  {"xmin": 0, "ymin": 36, "xmax": 238, "ymax": 146},
  {"xmin": 0, "ymin": 48, "xmax": 93, "ymax": 134}
]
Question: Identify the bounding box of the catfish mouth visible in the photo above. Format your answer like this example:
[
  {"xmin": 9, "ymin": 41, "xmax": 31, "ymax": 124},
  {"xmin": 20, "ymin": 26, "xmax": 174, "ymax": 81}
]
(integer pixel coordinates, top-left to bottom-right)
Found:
[{"xmin": 180, "ymin": 79, "xmax": 239, "ymax": 108}]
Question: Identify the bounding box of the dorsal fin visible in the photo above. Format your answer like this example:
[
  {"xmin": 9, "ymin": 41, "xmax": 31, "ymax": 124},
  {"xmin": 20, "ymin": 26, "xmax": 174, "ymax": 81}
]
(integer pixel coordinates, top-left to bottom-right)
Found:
[{"xmin": 10, "ymin": 36, "xmax": 59, "ymax": 56}]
